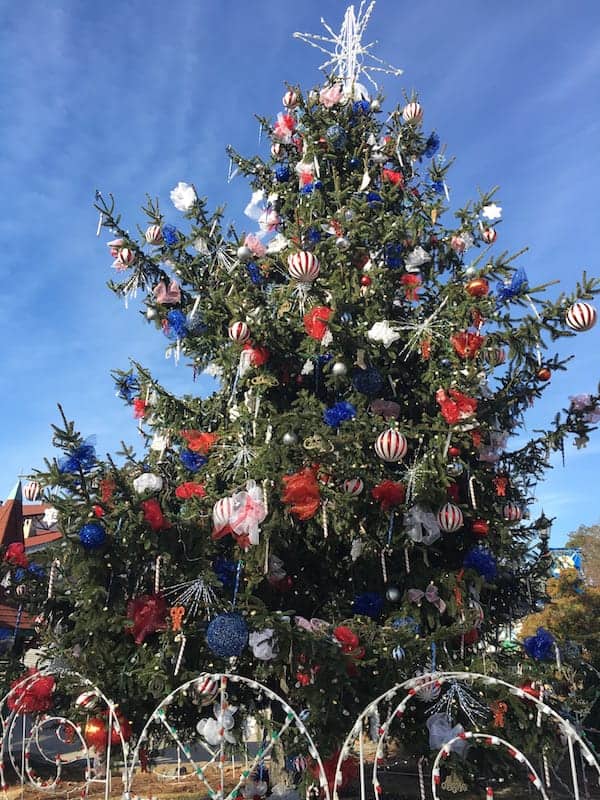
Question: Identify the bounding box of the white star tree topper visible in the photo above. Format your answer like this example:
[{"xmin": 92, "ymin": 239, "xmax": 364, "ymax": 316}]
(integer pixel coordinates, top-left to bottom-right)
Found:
[{"xmin": 294, "ymin": 1, "xmax": 402, "ymax": 94}]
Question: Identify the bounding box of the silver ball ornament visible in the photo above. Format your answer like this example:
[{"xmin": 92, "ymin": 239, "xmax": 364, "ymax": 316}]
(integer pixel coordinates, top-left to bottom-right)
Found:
[
  {"xmin": 332, "ymin": 362, "xmax": 348, "ymax": 377},
  {"xmin": 370, "ymin": 99, "xmax": 381, "ymax": 112},
  {"xmin": 146, "ymin": 307, "xmax": 158, "ymax": 320},
  {"xmin": 344, "ymin": 209, "xmax": 354, "ymax": 221},
  {"xmin": 464, "ymin": 265, "xmax": 476, "ymax": 277},
  {"xmin": 371, "ymin": 151, "xmax": 387, "ymax": 164},
  {"xmin": 237, "ymin": 245, "xmax": 252, "ymax": 262},
  {"xmin": 446, "ymin": 461, "xmax": 465, "ymax": 477},
  {"xmin": 336, "ymin": 236, "xmax": 351, "ymax": 250},
  {"xmin": 386, "ymin": 586, "xmax": 401, "ymax": 602},
  {"xmin": 283, "ymin": 432, "xmax": 298, "ymax": 446}
]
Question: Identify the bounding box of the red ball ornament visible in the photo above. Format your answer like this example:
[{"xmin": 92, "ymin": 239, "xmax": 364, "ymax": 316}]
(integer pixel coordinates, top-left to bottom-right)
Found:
[
  {"xmin": 287, "ymin": 251, "xmax": 320, "ymax": 282},
  {"xmin": 437, "ymin": 502, "xmax": 464, "ymax": 533},
  {"xmin": 482, "ymin": 227, "xmax": 497, "ymax": 244},
  {"xmin": 374, "ymin": 430, "xmax": 408, "ymax": 462},
  {"xmin": 282, "ymin": 90, "xmax": 299, "ymax": 109},
  {"xmin": 465, "ymin": 277, "xmax": 490, "ymax": 297},
  {"xmin": 520, "ymin": 682, "xmax": 540, "ymax": 700},
  {"xmin": 565, "ymin": 302, "xmax": 597, "ymax": 332},
  {"xmin": 537, "ymin": 366, "xmax": 552, "ymax": 381},
  {"xmin": 84, "ymin": 717, "xmax": 107, "ymax": 750},
  {"xmin": 242, "ymin": 343, "xmax": 269, "ymax": 367},
  {"xmin": 448, "ymin": 446, "xmax": 461, "ymax": 458},
  {"xmin": 503, "ymin": 502, "xmax": 523, "ymax": 522},
  {"xmin": 360, "ymin": 275, "xmax": 372, "ymax": 287},
  {"xmin": 343, "ymin": 478, "xmax": 364, "ymax": 496},
  {"xmin": 471, "ymin": 519, "xmax": 489, "ymax": 536},
  {"xmin": 228, "ymin": 321, "xmax": 250, "ymax": 343}
]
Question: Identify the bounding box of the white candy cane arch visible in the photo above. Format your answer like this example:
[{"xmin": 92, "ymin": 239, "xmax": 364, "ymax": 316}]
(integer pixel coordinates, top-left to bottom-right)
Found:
[
  {"xmin": 125, "ymin": 672, "xmax": 332, "ymax": 800},
  {"xmin": 0, "ymin": 667, "xmax": 129, "ymax": 800},
  {"xmin": 431, "ymin": 732, "xmax": 548, "ymax": 800},
  {"xmin": 334, "ymin": 671, "xmax": 600, "ymax": 800}
]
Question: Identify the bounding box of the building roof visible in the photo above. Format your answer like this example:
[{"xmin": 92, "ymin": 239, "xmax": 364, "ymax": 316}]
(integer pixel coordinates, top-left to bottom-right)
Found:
[
  {"xmin": 0, "ymin": 482, "xmax": 24, "ymax": 548},
  {"xmin": 22, "ymin": 504, "xmax": 51, "ymax": 517},
  {"xmin": 0, "ymin": 603, "xmax": 37, "ymax": 631},
  {"xmin": 24, "ymin": 531, "xmax": 62, "ymax": 549}
]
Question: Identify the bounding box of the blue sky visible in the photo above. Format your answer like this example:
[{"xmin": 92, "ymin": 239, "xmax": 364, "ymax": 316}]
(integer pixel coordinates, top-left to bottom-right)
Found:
[{"xmin": 0, "ymin": 0, "xmax": 598, "ymax": 544}]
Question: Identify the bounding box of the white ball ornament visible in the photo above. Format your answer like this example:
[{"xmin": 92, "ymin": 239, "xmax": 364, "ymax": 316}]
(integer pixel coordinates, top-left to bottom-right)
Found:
[
  {"xmin": 282, "ymin": 432, "xmax": 298, "ymax": 446},
  {"xmin": 402, "ymin": 101, "xmax": 423, "ymax": 123},
  {"xmin": 228, "ymin": 321, "xmax": 250, "ymax": 343},
  {"xmin": 343, "ymin": 477, "xmax": 364, "ymax": 496},
  {"xmin": 133, "ymin": 472, "xmax": 164, "ymax": 494},
  {"xmin": 287, "ymin": 251, "xmax": 320, "ymax": 283},
  {"xmin": 370, "ymin": 99, "xmax": 381, "ymax": 112},
  {"xmin": 23, "ymin": 481, "xmax": 41, "ymax": 501},
  {"xmin": 437, "ymin": 502, "xmax": 464, "ymax": 533},
  {"xmin": 213, "ymin": 497, "xmax": 233, "ymax": 530},
  {"xmin": 237, "ymin": 245, "xmax": 252, "ymax": 262},
  {"xmin": 145, "ymin": 225, "xmax": 163, "ymax": 245},
  {"xmin": 565, "ymin": 302, "xmax": 597, "ymax": 332},
  {"xmin": 503, "ymin": 502, "xmax": 523, "ymax": 522},
  {"xmin": 282, "ymin": 90, "xmax": 299, "ymax": 109},
  {"xmin": 146, "ymin": 306, "xmax": 158, "ymax": 320},
  {"xmin": 374, "ymin": 430, "xmax": 408, "ymax": 462},
  {"xmin": 332, "ymin": 361, "xmax": 348, "ymax": 377},
  {"xmin": 117, "ymin": 247, "xmax": 135, "ymax": 267}
]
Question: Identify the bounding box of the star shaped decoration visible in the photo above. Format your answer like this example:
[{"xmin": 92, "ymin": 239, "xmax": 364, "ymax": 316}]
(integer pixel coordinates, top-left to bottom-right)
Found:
[
  {"xmin": 482, "ymin": 203, "xmax": 502, "ymax": 220},
  {"xmin": 293, "ymin": 1, "xmax": 402, "ymax": 92}
]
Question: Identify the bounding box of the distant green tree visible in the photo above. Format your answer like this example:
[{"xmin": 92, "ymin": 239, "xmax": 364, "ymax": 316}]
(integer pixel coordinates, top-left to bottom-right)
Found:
[{"xmin": 567, "ymin": 523, "xmax": 600, "ymax": 586}]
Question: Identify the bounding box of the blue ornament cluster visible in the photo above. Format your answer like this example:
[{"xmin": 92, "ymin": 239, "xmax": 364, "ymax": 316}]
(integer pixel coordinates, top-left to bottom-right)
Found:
[
  {"xmin": 463, "ymin": 547, "xmax": 498, "ymax": 581},
  {"xmin": 323, "ymin": 401, "xmax": 356, "ymax": 428},
  {"xmin": 523, "ymin": 627, "xmax": 556, "ymax": 661}
]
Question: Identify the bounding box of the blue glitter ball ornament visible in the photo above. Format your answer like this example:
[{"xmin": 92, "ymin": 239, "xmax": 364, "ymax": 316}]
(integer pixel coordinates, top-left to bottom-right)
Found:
[
  {"xmin": 323, "ymin": 401, "xmax": 357, "ymax": 428},
  {"xmin": 348, "ymin": 157, "xmax": 361, "ymax": 171},
  {"xmin": 246, "ymin": 262, "xmax": 264, "ymax": 287},
  {"xmin": 326, "ymin": 124, "xmax": 347, "ymax": 150},
  {"xmin": 463, "ymin": 547, "xmax": 497, "ymax": 581},
  {"xmin": 28, "ymin": 564, "xmax": 45, "ymax": 579},
  {"xmin": 306, "ymin": 227, "xmax": 321, "ymax": 245},
  {"xmin": 431, "ymin": 181, "xmax": 444, "ymax": 194},
  {"xmin": 352, "ymin": 367, "xmax": 384, "ymax": 397},
  {"xmin": 523, "ymin": 627, "xmax": 555, "ymax": 661},
  {"xmin": 424, "ymin": 132, "xmax": 440, "ymax": 158},
  {"xmin": 385, "ymin": 243, "xmax": 404, "ymax": 269},
  {"xmin": 79, "ymin": 523, "xmax": 106, "ymax": 550},
  {"xmin": 366, "ymin": 191, "xmax": 383, "ymax": 206},
  {"xmin": 206, "ymin": 612, "xmax": 248, "ymax": 657},
  {"xmin": 180, "ymin": 450, "xmax": 207, "ymax": 472},
  {"xmin": 162, "ymin": 224, "xmax": 178, "ymax": 246},
  {"xmin": 353, "ymin": 592, "xmax": 384, "ymax": 619},
  {"xmin": 352, "ymin": 100, "xmax": 371, "ymax": 116},
  {"xmin": 274, "ymin": 164, "xmax": 290, "ymax": 183},
  {"xmin": 165, "ymin": 309, "xmax": 188, "ymax": 339}
]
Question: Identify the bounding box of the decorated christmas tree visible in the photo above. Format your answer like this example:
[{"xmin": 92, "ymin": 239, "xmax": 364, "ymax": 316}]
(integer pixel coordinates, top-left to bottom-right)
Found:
[{"xmin": 4, "ymin": 3, "xmax": 600, "ymax": 796}]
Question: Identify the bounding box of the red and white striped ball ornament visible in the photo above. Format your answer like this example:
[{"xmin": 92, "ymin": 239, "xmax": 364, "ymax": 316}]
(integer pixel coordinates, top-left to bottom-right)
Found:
[
  {"xmin": 402, "ymin": 101, "xmax": 423, "ymax": 123},
  {"xmin": 437, "ymin": 502, "xmax": 464, "ymax": 533},
  {"xmin": 287, "ymin": 251, "xmax": 320, "ymax": 283},
  {"xmin": 374, "ymin": 429, "xmax": 408, "ymax": 462},
  {"xmin": 23, "ymin": 481, "xmax": 41, "ymax": 502},
  {"xmin": 117, "ymin": 247, "xmax": 135, "ymax": 266},
  {"xmin": 212, "ymin": 497, "xmax": 233, "ymax": 530},
  {"xmin": 565, "ymin": 302, "xmax": 597, "ymax": 332},
  {"xmin": 228, "ymin": 321, "xmax": 250, "ymax": 343},
  {"xmin": 75, "ymin": 690, "xmax": 100, "ymax": 711},
  {"xmin": 194, "ymin": 674, "xmax": 219, "ymax": 705},
  {"xmin": 503, "ymin": 502, "xmax": 523, "ymax": 522},
  {"xmin": 343, "ymin": 477, "xmax": 364, "ymax": 496},
  {"xmin": 485, "ymin": 347, "xmax": 506, "ymax": 367},
  {"xmin": 282, "ymin": 90, "xmax": 299, "ymax": 109},
  {"xmin": 482, "ymin": 227, "xmax": 497, "ymax": 244},
  {"xmin": 145, "ymin": 224, "xmax": 163, "ymax": 245},
  {"xmin": 271, "ymin": 142, "xmax": 282, "ymax": 159}
]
